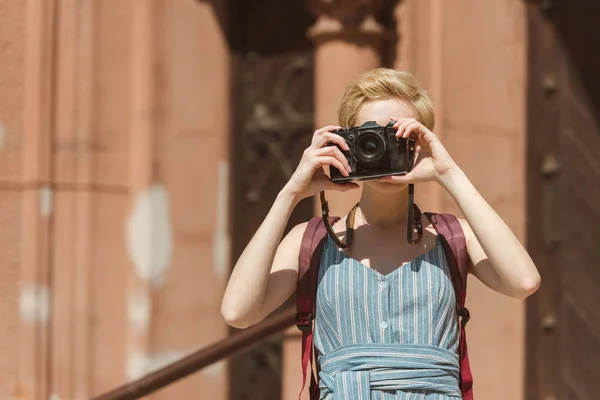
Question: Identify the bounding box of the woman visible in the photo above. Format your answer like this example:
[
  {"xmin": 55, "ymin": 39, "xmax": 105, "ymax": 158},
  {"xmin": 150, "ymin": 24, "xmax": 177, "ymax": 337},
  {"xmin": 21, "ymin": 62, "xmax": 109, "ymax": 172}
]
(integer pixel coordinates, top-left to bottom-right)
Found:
[{"xmin": 221, "ymin": 68, "xmax": 541, "ymax": 399}]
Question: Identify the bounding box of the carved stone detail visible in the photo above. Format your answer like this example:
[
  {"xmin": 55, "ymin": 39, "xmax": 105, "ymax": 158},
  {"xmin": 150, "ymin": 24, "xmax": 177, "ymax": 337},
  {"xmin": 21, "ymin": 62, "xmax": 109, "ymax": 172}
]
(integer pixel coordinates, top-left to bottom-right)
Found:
[
  {"xmin": 308, "ymin": 0, "xmax": 383, "ymax": 26},
  {"xmin": 231, "ymin": 49, "xmax": 315, "ymax": 400},
  {"xmin": 240, "ymin": 53, "xmax": 314, "ymax": 204},
  {"xmin": 307, "ymin": 0, "xmax": 388, "ymax": 41}
]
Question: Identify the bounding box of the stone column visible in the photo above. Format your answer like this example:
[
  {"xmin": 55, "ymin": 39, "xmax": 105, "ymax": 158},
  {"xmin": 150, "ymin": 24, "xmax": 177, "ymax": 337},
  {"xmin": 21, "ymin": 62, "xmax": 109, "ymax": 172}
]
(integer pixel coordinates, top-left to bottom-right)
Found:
[
  {"xmin": 44, "ymin": 0, "xmax": 231, "ymax": 398},
  {"xmin": 435, "ymin": 2, "xmax": 527, "ymax": 399},
  {"xmin": 393, "ymin": 1, "xmax": 528, "ymax": 399},
  {"xmin": 50, "ymin": 0, "xmax": 140, "ymax": 396},
  {"xmin": 17, "ymin": 0, "xmax": 56, "ymax": 398},
  {"xmin": 0, "ymin": 1, "xmax": 28, "ymax": 398},
  {"xmin": 282, "ymin": 2, "xmax": 386, "ymax": 398},
  {"xmin": 0, "ymin": 0, "xmax": 231, "ymax": 398},
  {"xmin": 309, "ymin": 0, "xmax": 387, "ymax": 217},
  {"xmin": 147, "ymin": 0, "xmax": 231, "ymax": 398}
]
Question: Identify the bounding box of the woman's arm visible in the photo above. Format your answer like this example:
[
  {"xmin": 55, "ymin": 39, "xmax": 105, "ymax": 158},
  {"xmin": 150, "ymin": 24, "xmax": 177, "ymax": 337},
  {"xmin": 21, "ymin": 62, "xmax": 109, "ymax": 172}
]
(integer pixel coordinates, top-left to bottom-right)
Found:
[
  {"xmin": 221, "ymin": 190, "xmax": 304, "ymax": 329},
  {"xmin": 440, "ymin": 168, "xmax": 541, "ymax": 299},
  {"xmin": 221, "ymin": 125, "xmax": 358, "ymax": 328},
  {"xmin": 381, "ymin": 117, "xmax": 541, "ymax": 299}
]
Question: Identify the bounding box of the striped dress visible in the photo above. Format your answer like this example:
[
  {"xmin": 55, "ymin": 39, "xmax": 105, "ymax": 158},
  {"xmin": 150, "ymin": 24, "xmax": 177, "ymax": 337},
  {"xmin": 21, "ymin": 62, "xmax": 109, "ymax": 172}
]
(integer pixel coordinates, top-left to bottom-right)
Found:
[{"xmin": 314, "ymin": 235, "xmax": 462, "ymax": 400}]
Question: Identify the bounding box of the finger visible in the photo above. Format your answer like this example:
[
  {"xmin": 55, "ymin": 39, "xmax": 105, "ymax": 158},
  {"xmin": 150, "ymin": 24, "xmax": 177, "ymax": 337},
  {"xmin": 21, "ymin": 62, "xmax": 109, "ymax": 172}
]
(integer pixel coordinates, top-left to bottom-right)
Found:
[
  {"xmin": 312, "ymin": 155, "xmax": 349, "ymax": 177},
  {"xmin": 390, "ymin": 117, "xmax": 403, "ymax": 127},
  {"xmin": 377, "ymin": 174, "xmax": 412, "ymax": 184},
  {"xmin": 316, "ymin": 131, "xmax": 350, "ymax": 151},
  {"xmin": 394, "ymin": 120, "xmax": 406, "ymax": 136},
  {"xmin": 313, "ymin": 125, "xmax": 342, "ymax": 139},
  {"xmin": 413, "ymin": 144, "xmax": 422, "ymax": 162},
  {"xmin": 393, "ymin": 117, "xmax": 416, "ymax": 132},
  {"xmin": 402, "ymin": 122, "xmax": 423, "ymax": 138},
  {"xmin": 420, "ymin": 128, "xmax": 439, "ymax": 144},
  {"xmin": 391, "ymin": 117, "xmax": 413, "ymax": 126},
  {"xmin": 315, "ymin": 146, "xmax": 351, "ymax": 173},
  {"xmin": 395, "ymin": 120, "xmax": 420, "ymax": 138},
  {"xmin": 394, "ymin": 119, "xmax": 413, "ymax": 137}
]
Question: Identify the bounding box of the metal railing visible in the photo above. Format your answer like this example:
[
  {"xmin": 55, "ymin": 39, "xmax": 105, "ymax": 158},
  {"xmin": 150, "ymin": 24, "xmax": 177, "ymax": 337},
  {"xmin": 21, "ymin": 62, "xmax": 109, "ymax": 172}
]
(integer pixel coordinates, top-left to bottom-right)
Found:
[{"xmin": 92, "ymin": 307, "xmax": 297, "ymax": 400}]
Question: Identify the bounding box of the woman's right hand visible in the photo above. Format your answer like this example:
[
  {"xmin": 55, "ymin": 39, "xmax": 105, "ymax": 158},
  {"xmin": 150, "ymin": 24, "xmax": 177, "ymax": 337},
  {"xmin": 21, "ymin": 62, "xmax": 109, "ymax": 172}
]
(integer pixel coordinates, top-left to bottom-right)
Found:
[
  {"xmin": 223, "ymin": 125, "xmax": 358, "ymax": 329},
  {"xmin": 283, "ymin": 125, "xmax": 360, "ymax": 200}
]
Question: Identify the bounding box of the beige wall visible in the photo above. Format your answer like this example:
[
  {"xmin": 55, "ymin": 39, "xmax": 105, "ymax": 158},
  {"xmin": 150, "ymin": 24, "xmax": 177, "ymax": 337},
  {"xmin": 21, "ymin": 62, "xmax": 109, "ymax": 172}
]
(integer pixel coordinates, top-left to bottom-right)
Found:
[
  {"xmin": 395, "ymin": 1, "xmax": 527, "ymax": 399},
  {"xmin": 0, "ymin": 0, "xmax": 229, "ymax": 399},
  {"xmin": 0, "ymin": 0, "xmax": 27, "ymax": 398},
  {"xmin": 0, "ymin": 0, "xmax": 527, "ymax": 399}
]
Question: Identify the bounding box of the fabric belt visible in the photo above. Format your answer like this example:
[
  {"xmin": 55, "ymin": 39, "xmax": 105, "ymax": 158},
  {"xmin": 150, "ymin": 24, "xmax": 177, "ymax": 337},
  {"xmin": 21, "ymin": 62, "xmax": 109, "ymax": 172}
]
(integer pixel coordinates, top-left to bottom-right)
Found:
[{"xmin": 318, "ymin": 343, "xmax": 461, "ymax": 400}]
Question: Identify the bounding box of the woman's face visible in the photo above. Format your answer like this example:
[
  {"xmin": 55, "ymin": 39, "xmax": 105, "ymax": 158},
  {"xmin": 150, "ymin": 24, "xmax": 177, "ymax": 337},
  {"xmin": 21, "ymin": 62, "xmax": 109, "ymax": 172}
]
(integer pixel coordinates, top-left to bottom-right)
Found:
[{"xmin": 355, "ymin": 99, "xmax": 415, "ymax": 194}]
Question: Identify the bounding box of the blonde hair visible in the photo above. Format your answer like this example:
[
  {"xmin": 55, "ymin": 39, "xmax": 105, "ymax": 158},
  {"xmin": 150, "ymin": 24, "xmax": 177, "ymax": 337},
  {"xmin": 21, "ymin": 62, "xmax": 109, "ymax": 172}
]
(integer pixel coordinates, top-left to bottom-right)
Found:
[{"xmin": 337, "ymin": 68, "xmax": 435, "ymax": 130}]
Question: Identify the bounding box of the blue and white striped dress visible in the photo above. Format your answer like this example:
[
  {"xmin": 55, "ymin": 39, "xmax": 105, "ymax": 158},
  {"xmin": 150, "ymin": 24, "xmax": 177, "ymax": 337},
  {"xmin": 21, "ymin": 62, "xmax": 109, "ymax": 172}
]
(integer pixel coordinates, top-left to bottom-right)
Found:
[{"xmin": 314, "ymin": 235, "xmax": 461, "ymax": 399}]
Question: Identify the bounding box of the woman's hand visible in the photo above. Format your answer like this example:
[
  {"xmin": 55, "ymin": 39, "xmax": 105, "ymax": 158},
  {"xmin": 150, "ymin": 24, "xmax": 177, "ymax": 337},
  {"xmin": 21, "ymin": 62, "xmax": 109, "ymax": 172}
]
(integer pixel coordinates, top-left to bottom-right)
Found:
[
  {"xmin": 376, "ymin": 119, "xmax": 540, "ymax": 300},
  {"xmin": 377, "ymin": 117, "xmax": 458, "ymax": 185},
  {"xmin": 283, "ymin": 125, "xmax": 359, "ymax": 201}
]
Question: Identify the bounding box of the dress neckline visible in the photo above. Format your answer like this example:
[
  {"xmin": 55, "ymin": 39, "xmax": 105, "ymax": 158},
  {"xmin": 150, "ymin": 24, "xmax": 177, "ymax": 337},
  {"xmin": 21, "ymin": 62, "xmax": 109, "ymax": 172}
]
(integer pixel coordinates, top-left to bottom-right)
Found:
[{"xmin": 329, "ymin": 235, "xmax": 441, "ymax": 278}]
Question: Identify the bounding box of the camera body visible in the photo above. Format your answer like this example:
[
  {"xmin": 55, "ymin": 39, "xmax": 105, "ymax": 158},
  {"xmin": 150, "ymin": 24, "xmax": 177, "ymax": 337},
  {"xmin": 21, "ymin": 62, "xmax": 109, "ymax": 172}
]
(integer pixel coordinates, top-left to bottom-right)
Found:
[{"xmin": 329, "ymin": 121, "xmax": 416, "ymax": 182}]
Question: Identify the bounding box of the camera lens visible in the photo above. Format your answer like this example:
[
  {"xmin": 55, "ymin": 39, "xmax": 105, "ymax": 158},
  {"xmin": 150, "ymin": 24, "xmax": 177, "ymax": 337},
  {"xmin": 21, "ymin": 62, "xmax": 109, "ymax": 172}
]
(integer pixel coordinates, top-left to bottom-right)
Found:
[
  {"xmin": 354, "ymin": 131, "xmax": 386, "ymax": 165},
  {"xmin": 362, "ymin": 138, "xmax": 379, "ymax": 156}
]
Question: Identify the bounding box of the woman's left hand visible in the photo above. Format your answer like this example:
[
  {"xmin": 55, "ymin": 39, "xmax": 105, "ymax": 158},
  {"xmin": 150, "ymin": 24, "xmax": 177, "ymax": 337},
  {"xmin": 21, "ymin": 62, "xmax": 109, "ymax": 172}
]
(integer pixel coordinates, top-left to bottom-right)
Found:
[{"xmin": 377, "ymin": 117, "xmax": 458, "ymax": 185}]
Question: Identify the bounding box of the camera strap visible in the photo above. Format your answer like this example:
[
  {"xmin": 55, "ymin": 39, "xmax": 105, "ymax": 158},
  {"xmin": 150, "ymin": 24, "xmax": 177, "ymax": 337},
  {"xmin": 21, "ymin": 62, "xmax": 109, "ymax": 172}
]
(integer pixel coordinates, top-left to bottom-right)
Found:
[
  {"xmin": 319, "ymin": 187, "xmax": 424, "ymax": 248},
  {"xmin": 407, "ymin": 184, "xmax": 424, "ymax": 245},
  {"xmin": 319, "ymin": 191, "xmax": 358, "ymax": 248},
  {"xmin": 406, "ymin": 140, "xmax": 423, "ymax": 245}
]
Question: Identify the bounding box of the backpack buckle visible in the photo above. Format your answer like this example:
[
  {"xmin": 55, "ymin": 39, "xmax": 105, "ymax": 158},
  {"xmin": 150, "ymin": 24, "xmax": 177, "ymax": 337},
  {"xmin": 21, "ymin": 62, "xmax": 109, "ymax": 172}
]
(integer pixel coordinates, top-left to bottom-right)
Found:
[
  {"xmin": 296, "ymin": 311, "xmax": 314, "ymax": 332},
  {"xmin": 460, "ymin": 307, "xmax": 471, "ymax": 328}
]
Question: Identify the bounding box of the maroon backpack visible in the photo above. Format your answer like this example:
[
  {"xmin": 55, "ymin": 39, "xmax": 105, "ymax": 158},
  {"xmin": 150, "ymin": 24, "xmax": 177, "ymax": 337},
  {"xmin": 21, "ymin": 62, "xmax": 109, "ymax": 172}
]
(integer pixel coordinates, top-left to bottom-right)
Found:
[{"xmin": 296, "ymin": 213, "xmax": 473, "ymax": 400}]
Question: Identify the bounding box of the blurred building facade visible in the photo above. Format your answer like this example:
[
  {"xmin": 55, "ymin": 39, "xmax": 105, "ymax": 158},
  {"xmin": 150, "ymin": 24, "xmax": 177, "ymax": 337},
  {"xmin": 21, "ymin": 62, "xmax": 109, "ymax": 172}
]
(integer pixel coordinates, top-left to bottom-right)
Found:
[{"xmin": 0, "ymin": 0, "xmax": 598, "ymax": 400}]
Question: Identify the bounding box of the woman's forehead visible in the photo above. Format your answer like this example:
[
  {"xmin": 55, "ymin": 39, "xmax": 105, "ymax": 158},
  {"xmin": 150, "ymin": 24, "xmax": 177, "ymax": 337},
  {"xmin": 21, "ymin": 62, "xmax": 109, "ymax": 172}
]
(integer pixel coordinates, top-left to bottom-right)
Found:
[{"xmin": 356, "ymin": 99, "xmax": 414, "ymax": 126}]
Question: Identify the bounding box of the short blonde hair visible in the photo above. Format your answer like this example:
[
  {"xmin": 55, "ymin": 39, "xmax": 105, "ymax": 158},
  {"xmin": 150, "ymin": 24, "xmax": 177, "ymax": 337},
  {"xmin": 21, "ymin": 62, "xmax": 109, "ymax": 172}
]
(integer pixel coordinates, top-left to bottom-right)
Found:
[{"xmin": 337, "ymin": 68, "xmax": 435, "ymax": 130}]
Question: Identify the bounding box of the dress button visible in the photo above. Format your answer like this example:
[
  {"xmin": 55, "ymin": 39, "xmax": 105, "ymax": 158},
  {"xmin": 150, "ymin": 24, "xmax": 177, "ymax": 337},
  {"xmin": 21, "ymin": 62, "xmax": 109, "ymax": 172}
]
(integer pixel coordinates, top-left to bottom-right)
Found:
[
  {"xmin": 379, "ymin": 281, "xmax": 387, "ymax": 289},
  {"xmin": 381, "ymin": 321, "xmax": 388, "ymax": 329}
]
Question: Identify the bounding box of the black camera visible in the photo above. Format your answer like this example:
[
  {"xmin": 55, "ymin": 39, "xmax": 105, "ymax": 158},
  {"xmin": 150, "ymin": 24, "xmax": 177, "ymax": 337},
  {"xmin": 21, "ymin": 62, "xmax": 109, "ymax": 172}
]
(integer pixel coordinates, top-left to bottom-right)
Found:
[{"xmin": 329, "ymin": 121, "xmax": 416, "ymax": 182}]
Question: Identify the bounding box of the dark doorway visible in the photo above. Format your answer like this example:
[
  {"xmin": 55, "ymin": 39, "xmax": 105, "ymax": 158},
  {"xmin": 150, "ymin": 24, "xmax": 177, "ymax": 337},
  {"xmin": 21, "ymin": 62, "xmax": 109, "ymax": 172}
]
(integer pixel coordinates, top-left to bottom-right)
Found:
[
  {"xmin": 526, "ymin": 1, "xmax": 600, "ymax": 399},
  {"xmin": 227, "ymin": 1, "xmax": 316, "ymax": 399}
]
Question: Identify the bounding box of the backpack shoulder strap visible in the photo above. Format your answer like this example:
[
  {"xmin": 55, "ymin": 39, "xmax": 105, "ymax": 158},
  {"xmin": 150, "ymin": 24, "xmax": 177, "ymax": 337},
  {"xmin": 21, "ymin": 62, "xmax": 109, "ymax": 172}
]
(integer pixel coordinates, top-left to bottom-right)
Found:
[
  {"xmin": 297, "ymin": 216, "xmax": 340, "ymax": 400},
  {"xmin": 425, "ymin": 212, "xmax": 474, "ymax": 400},
  {"xmin": 425, "ymin": 213, "xmax": 469, "ymax": 295}
]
